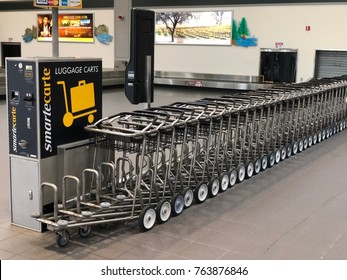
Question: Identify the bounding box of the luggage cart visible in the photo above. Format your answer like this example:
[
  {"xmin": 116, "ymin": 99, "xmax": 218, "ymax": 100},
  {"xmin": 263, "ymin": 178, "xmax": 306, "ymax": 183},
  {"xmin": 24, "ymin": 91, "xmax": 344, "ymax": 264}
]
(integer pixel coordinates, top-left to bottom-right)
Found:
[
  {"xmin": 58, "ymin": 80, "xmax": 97, "ymax": 128},
  {"xmin": 145, "ymin": 106, "xmax": 197, "ymax": 209},
  {"xmin": 32, "ymin": 75, "xmax": 347, "ymax": 247},
  {"xmin": 167, "ymin": 101, "xmax": 220, "ymax": 204},
  {"xmin": 34, "ymin": 111, "xmax": 172, "ymax": 246},
  {"xmin": 219, "ymin": 94, "xmax": 261, "ymax": 180}
]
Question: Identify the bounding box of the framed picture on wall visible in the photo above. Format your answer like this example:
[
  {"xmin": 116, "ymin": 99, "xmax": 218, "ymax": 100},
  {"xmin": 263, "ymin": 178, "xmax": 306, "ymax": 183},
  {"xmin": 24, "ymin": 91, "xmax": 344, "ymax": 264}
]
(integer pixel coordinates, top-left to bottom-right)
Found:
[
  {"xmin": 37, "ymin": 13, "xmax": 94, "ymax": 43},
  {"xmin": 155, "ymin": 11, "xmax": 232, "ymax": 45}
]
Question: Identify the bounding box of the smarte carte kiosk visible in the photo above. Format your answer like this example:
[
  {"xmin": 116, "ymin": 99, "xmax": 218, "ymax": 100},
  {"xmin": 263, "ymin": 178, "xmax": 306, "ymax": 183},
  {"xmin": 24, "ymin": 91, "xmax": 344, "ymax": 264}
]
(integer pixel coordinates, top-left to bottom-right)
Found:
[{"xmin": 7, "ymin": 57, "xmax": 102, "ymax": 231}]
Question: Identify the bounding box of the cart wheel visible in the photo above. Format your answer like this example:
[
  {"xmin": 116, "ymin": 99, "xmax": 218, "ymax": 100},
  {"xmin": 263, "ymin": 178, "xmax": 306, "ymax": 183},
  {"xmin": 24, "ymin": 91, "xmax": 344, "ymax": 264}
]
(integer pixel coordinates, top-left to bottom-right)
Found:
[
  {"xmin": 268, "ymin": 152, "xmax": 275, "ymax": 167},
  {"xmin": 56, "ymin": 230, "xmax": 70, "ymax": 247},
  {"xmin": 312, "ymin": 133, "xmax": 317, "ymax": 145},
  {"xmin": 343, "ymin": 121, "xmax": 346, "ymax": 130},
  {"xmin": 317, "ymin": 131, "xmax": 322, "ymax": 143},
  {"xmin": 275, "ymin": 149, "xmax": 281, "ymax": 164},
  {"xmin": 286, "ymin": 144, "xmax": 292, "ymax": 158},
  {"xmin": 308, "ymin": 135, "xmax": 313, "ymax": 147},
  {"xmin": 81, "ymin": 211, "xmax": 93, "ymax": 218},
  {"xmin": 292, "ymin": 141, "xmax": 298, "ymax": 155},
  {"xmin": 138, "ymin": 205, "xmax": 156, "ymax": 231},
  {"xmin": 100, "ymin": 202, "xmax": 111, "ymax": 209},
  {"xmin": 208, "ymin": 177, "xmax": 220, "ymax": 198},
  {"xmin": 330, "ymin": 127, "xmax": 333, "ymax": 136},
  {"xmin": 63, "ymin": 112, "xmax": 74, "ymax": 128},
  {"xmin": 57, "ymin": 219, "xmax": 69, "ymax": 228},
  {"xmin": 261, "ymin": 155, "xmax": 268, "ymax": 171},
  {"xmin": 78, "ymin": 225, "xmax": 92, "ymax": 238},
  {"xmin": 237, "ymin": 165, "xmax": 246, "ymax": 182},
  {"xmin": 245, "ymin": 162, "xmax": 254, "ymax": 179},
  {"xmin": 254, "ymin": 158, "xmax": 261, "ymax": 175},
  {"xmin": 303, "ymin": 137, "xmax": 308, "ymax": 150},
  {"xmin": 280, "ymin": 147, "xmax": 287, "ymax": 161},
  {"xmin": 340, "ymin": 122, "xmax": 344, "ymax": 131},
  {"xmin": 171, "ymin": 193, "xmax": 184, "ymax": 216},
  {"xmin": 88, "ymin": 114, "xmax": 94, "ymax": 124},
  {"xmin": 182, "ymin": 188, "xmax": 194, "ymax": 208},
  {"xmin": 31, "ymin": 212, "xmax": 40, "ymax": 219},
  {"xmin": 156, "ymin": 200, "xmax": 171, "ymax": 224},
  {"xmin": 219, "ymin": 172, "xmax": 229, "ymax": 192},
  {"xmin": 298, "ymin": 139, "xmax": 304, "ymax": 152},
  {"xmin": 194, "ymin": 182, "xmax": 208, "ymax": 204},
  {"xmin": 228, "ymin": 169, "xmax": 237, "ymax": 187},
  {"xmin": 322, "ymin": 129, "xmax": 326, "ymax": 141},
  {"xmin": 333, "ymin": 126, "xmax": 336, "ymax": 135}
]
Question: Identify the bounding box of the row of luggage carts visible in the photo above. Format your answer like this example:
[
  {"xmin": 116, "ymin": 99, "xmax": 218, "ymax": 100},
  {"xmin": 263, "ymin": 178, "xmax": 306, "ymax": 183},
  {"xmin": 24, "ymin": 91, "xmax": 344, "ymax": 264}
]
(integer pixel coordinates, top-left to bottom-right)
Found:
[{"xmin": 33, "ymin": 75, "xmax": 347, "ymax": 247}]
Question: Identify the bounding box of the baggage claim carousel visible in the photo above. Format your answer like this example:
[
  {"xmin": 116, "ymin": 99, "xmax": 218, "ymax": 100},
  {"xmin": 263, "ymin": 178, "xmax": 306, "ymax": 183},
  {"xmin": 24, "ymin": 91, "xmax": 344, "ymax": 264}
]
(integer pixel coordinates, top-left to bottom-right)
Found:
[{"xmin": 0, "ymin": 69, "xmax": 274, "ymax": 96}]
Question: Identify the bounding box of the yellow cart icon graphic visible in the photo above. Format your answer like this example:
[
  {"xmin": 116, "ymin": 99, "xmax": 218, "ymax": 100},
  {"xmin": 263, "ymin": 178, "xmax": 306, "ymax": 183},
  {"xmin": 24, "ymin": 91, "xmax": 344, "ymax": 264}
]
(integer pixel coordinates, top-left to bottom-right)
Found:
[{"xmin": 57, "ymin": 80, "xmax": 97, "ymax": 127}]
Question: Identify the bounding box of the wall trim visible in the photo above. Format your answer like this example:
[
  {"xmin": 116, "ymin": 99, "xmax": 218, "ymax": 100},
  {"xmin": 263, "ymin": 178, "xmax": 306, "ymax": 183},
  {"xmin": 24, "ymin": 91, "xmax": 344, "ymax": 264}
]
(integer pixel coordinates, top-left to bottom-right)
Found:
[
  {"xmin": 0, "ymin": 0, "xmax": 114, "ymax": 11},
  {"xmin": 132, "ymin": 0, "xmax": 347, "ymax": 7}
]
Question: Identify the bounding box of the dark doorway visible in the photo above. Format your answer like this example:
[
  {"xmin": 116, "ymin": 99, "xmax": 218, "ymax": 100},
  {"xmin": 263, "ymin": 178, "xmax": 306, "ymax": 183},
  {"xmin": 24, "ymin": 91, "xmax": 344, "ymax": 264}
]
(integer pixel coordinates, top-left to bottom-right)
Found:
[
  {"xmin": 1, "ymin": 42, "xmax": 21, "ymax": 68},
  {"xmin": 260, "ymin": 48, "xmax": 297, "ymax": 83}
]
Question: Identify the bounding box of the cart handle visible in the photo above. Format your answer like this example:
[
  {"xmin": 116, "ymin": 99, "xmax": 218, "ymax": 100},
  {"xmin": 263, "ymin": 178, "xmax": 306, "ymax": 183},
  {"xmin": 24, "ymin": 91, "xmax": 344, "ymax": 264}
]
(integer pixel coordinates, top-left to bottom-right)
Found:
[
  {"xmin": 133, "ymin": 109, "xmax": 170, "ymax": 121},
  {"xmin": 145, "ymin": 107, "xmax": 189, "ymax": 125},
  {"xmin": 39, "ymin": 182, "xmax": 59, "ymax": 222},
  {"xmin": 93, "ymin": 112, "xmax": 159, "ymax": 133},
  {"xmin": 62, "ymin": 175, "xmax": 81, "ymax": 213},
  {"xmin": 159, "ymin": 106, "xmax": 196, "ymax": 120},
  {"xmin": 57, "ymin": 81, "xmax": 69, "ymax": 114},
  {"xmin": 79, "ymin": 80, "xmax": 86, "ymax": 86}
]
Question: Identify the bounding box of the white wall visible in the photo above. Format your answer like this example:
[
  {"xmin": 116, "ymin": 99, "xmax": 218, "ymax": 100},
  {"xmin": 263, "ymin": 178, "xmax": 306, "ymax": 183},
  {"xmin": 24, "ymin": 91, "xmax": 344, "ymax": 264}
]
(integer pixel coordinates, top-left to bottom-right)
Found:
[
  {"xmin": 1, "ymin": 3, "xmax": 347, "ymax": 80},
  {"xmin": 153, "ymin": 4, "xmax": 347, "ymax": 82},
  {"xmin": 0, "ymin": 9, "xmax": 115, "ymax": 68}
]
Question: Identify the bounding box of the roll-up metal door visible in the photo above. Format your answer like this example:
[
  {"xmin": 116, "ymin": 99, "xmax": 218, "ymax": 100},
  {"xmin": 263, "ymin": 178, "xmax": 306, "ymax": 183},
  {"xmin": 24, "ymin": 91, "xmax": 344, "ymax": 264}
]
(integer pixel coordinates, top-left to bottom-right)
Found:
[{"xmin": 315, "ymin": 50, "xmax": 347, "ymax": 79}]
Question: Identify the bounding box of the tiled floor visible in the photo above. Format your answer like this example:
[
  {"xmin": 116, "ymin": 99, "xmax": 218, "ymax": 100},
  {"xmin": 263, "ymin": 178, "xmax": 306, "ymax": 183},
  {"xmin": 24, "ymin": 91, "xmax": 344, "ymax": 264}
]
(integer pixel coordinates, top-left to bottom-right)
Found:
[{"xmin": 1, "ymin": 86, "xmax": 347, "ymax": 260}]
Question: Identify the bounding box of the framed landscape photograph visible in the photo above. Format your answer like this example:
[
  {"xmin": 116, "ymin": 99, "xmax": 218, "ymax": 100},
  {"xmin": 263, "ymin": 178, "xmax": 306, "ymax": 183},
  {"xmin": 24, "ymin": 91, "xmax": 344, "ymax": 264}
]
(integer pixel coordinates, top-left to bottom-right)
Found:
[{"xmin": 155, "ymin": 11, "xmax": 233, "ymax": 45}]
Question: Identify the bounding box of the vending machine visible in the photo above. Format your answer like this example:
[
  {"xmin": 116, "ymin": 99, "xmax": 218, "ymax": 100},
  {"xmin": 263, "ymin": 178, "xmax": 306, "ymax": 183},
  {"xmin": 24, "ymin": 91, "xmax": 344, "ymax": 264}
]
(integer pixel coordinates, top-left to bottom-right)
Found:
[{"xmin": 6, "ymin": 57, "xmax": 102, "ymax": 231}]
